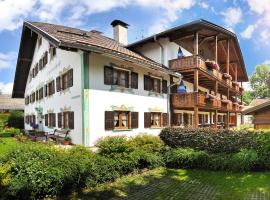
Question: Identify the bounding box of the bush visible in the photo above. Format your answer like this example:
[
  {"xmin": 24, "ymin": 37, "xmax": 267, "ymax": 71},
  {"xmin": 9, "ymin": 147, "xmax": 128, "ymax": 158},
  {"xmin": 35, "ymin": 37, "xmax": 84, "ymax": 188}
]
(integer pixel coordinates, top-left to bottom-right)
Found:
[
  {"xmin": 163, "ymin": 148, "xmax": 209, "ymax": 169},
  {"xmin": 7, "ymin": 111, "xmax": 24, "ymax": 129},
  {"xmin": 160, "ymin": 128, "xmax": 257, "ymax": 153},
  {"xmin": 131, "ymin": 134, "xmax": 164, "ymax": 152},
  {"xmin": 0, "ymin": 127, "xmax": 20, "ymax": 137},
  {"xmin": 255, "ymin": 131, "xmax": 270, "ymax": 168},
  {"xmin": 96, "ymin": 136, "xmax": 134, "ymax": 156}
]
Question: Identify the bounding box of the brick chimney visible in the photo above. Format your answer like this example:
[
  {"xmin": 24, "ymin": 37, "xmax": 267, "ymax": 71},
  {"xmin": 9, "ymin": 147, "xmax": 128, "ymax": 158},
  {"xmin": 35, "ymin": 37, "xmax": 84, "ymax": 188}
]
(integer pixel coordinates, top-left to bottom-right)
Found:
[{"xmin": 111, "ymin": 20, "xmax": 129, "ymax": 46}]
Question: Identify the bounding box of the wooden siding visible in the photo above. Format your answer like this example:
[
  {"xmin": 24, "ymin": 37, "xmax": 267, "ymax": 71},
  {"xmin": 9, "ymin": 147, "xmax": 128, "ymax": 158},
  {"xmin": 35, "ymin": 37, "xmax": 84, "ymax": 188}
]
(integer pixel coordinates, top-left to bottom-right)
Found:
[{"xmin": 254, "ymin": 108, "xmax": 270, "ymax": 129}]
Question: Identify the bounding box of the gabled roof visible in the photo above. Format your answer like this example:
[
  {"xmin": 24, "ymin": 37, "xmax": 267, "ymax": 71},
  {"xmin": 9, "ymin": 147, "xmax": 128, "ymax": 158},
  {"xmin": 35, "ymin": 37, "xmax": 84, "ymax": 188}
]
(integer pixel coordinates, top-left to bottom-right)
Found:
[
  {"xmin": 242, "ymin": 99, "xmax": 270, "ymax": 115},
  {"xmin": 12, "ymin": 22, "xmax": 173, "ymax": 98},
  {"xmin": 0, "ymin": 95, "xmax": 24, "ymax": 110},
  {"xmin": 128, "ymin": 19, "xmax": 248, "ymax": 82},
  {"xmin": 249, "ymin": 99, "xmax": 269, "ymax": 107}
]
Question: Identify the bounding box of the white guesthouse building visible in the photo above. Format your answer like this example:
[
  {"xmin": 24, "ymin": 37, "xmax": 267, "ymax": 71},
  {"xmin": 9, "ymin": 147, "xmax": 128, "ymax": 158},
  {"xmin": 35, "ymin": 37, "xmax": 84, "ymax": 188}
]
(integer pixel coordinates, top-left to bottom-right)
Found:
[{"xmin": 12, "ymin": 20, "xmax": 248, "ymax": 146}]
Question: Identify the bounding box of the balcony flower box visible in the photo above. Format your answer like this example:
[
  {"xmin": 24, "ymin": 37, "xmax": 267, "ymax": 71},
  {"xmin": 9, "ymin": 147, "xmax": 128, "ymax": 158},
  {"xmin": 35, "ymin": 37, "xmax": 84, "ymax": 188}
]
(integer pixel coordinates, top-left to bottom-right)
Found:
[
  {"xmin": 223, "ymin": 73, "xmax": 232, "ymax": 80},
  {"xmin": 221, "ymin": 99, "xmax": 230, "ymax": 104},
  {"xmin": 206, "ymin": 94, "xmax": 217, "ymax": 101},
  {"xmin": 232, "ymin": 81, "xmax": 240, "ymax": 86}
]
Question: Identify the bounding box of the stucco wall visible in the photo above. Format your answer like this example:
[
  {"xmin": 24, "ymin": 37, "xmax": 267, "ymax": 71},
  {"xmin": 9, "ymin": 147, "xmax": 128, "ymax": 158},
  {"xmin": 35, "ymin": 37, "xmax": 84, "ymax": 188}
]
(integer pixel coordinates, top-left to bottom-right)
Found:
[{"xmin": 24, "ymin": 37, "xmax": 83, "ymax": 145}]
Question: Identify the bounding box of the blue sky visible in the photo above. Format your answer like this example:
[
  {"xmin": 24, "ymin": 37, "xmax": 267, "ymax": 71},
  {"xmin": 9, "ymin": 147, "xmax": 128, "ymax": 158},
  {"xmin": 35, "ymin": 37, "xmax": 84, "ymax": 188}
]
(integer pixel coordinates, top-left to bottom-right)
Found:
[{"xmin": 0, "ymin": 0, "xmax": 269, "ymax": 93}]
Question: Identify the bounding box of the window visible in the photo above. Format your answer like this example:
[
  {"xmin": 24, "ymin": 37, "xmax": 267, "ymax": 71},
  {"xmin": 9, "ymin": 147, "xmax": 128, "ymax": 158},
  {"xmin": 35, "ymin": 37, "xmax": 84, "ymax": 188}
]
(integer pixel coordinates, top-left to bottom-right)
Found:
[
  {"xmin": 56, "ymin": 69, "xmax": 73, "ymax": 92},
  {"xmin": 150, "ymin": 112, "xmax": 161, "ymax": 127},
  {"xmin": 105, "ymin": 111, "xmax": 138, "ymax": 130},
  {"xmin": 104, "ymin": 66, "xmax": 136, "ymax": 89},
  {"xmin": 25, "ymin": 96, "xmax": 29, "ymax": 105},
  {"xmin": 183, "ymin": 113, "xmax": 192, "ymax": 127},
  {"xmin": 199, "ymin": 114, "xmax": 203, "ymax": 125},
  {"xmin": 35, "ymin": 64, "xmax": 38, "ymax": 76},
  {"xmin": 39, "ymin": 58, "xmax": 43, "ymax": 71},
  {"xmin": 58, "ymin": 112, "xmax": 74, "ymax": 129},
  {"xmin": 45, "ymin": 113, "xmax": 56, "ymax": 127},
  {"xmin": 38, "ymin": 87, "xmax": 43, "ymax": 100},
  {"xmin": 49, "ymin": 44, "xmax": 56, "ymax": 59},
  {"xmin": 173, "ymin": 113, "xmax": 182, "ymax": 126},
  {"xmin": 43, "ymin": 51, "xmax": 48, "ymax": 67},
  {"xmin": 38, "ymin": 36, "xmax": 42, "ymax": 47},
  {"xmin": 113, "ymin": 111, "xmax": 130, "ymax": 129},
  {"xmin": 46, "ymin": 80, "xmax": 55, "ymax": 96},
  {"xmin": 144, "ymin": 75, "xmax": 163, "ymax": 93},
  {"xmin": 30, "ymin": 92, "xmax": 35, "ymax": 103}
]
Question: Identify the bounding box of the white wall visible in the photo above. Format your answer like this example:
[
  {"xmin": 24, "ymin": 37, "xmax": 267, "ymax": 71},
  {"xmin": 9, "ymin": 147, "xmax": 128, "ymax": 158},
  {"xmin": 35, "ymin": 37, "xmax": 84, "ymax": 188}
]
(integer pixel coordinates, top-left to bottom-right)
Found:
[
  {"xmin": 24, "ymin": 37, "xmax": 83, "ymax": 145},
  {"xmin": 87, "ymin": 53, "xmax": 170, "ymax": 146}
]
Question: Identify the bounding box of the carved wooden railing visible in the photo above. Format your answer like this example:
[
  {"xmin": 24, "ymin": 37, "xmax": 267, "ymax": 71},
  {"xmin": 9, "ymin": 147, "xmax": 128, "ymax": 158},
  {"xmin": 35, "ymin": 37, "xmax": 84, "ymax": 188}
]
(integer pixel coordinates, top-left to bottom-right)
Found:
[
  {"xmin": 169, "ymin": 56, "xmax": 206, "ymax": 70},
  {"xmin": 221, "ymin": 100, "xmax": 233, "ymax": 111},
  {"xmin": 171, "ymin": 92, "xmax": 221, "ymax": 110}
]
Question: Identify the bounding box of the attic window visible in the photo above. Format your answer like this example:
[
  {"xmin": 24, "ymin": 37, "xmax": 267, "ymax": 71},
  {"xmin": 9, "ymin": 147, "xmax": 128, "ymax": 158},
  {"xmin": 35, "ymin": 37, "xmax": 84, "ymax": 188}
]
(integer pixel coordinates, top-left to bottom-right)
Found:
[
  {"xmin": 57, "ymin": 30, "xmax": 90, "ymax": 38},
  {"xmin": 38, "ymin": 36, "xmax": 42, "ymax": 48}
]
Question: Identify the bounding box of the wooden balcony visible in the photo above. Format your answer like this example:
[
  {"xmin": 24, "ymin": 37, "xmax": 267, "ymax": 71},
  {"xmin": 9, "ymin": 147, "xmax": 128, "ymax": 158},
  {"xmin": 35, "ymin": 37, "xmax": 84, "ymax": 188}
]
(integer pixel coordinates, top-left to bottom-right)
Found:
[
  {"xmin": 169, "ymin": 56, "xmax": 243, "ymax": 95},
  {"xmin": 171, "ymin": 92, "xmax": 221, "ymax": 110},
  {"xmin": 220, "ymin": 100, "xmax": 233, "ymax": 112},
  {"xmin": 232, "ymin": 103, "xmax": 241, "ymax": 112}
]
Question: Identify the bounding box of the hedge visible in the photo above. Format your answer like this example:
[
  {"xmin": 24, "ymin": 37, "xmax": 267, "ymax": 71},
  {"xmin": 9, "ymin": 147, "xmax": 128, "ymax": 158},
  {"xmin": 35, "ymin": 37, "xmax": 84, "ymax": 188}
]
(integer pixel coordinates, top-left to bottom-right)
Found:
[{"xmin": 159, "ymin": 128, "xmax": 257, "ymax": 153}]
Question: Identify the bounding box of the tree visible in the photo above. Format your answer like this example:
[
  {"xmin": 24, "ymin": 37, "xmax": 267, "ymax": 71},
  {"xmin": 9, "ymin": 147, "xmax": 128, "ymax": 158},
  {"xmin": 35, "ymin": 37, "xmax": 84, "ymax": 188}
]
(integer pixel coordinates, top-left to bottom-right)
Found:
[
  {"xmin": 249, "ymin": 64, "xmax": 270, "ymax": 99},
  {"xmin": 7, "ymin": 111, "xmax": 24, "ymax": 129},
  {"xmin": 242, "ymin": 91, "xmax": 252, "ymax": 105}
]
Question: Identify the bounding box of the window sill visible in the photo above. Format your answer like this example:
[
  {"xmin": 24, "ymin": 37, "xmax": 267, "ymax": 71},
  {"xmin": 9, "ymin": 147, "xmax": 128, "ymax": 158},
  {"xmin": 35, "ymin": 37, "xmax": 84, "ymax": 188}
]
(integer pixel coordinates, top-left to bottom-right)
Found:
[
  {"xmin": 113, "ymin": 128, "xmax": 132, "ymax": 132},
  {"xmin": 150, "ymin": 127, "xmax": 162, "ymax": 129},
  {"xmin": 110, "ymin": 85, "xmax": 134, "ymax": 93}
]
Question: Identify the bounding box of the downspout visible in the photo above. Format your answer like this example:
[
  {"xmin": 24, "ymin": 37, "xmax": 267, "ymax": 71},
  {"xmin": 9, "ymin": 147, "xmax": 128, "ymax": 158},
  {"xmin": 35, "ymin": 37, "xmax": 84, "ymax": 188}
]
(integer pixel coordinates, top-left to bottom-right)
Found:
[{"xmin": 154, "ymin": 36, "xmax": 165, "ymax": 65}]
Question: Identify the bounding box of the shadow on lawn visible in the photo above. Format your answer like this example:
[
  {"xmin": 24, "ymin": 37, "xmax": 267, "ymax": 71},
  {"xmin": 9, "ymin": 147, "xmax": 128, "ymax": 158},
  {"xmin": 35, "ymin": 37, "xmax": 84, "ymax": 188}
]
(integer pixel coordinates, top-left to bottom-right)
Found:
[{"xmin": 62, "ymin": 168, "xmax": 270, "ymax": 200}]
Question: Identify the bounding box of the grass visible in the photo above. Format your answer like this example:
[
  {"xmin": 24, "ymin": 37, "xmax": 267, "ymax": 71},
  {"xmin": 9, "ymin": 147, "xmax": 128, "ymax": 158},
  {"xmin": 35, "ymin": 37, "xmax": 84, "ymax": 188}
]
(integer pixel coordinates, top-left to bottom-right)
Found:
[
  {"xmin": 69, "ymin": 167, "xmax": 270, "ymax": 200},
  {"xmin": 0, "ymin": 137, "xmax": 18, "ymax": 159}
]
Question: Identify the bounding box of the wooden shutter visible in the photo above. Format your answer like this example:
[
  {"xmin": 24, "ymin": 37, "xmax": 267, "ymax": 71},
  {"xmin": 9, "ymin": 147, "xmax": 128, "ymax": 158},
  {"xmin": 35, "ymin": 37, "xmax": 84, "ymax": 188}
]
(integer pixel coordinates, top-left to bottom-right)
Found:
[
  {"xmin": 35, "ymin": 91, "xmax": 38, "ymax": 101},
  {"xmin": 131, "ymin": 72, "xmax": 138, "ymax": 89},
  {"xmin": 157, "ymin": 79, "xmax": 161, "ymax": 93},
  {"xmin": 162, "ymin": 113, "xmax": 168, "ymax": 127},
  {"xmin": 104, "ymin": 66, "xmax": 113, "ymax": 85},
  {"xmin": 45, "ymin": 114, "xmax": 48, "ymax": 126},
  {"xmin": 144, "ymin": 112, "xmax": 151, "ymax": 128},
  {"xmin": 58, "ymin": 113, "xmax": 62, "ymax": 128},
  {"xmin": 162, "ymin": 80, "xmax": 167, "ymax": 93},
  {"xmin": 68, "ymin": 69, "xmax": 73, "ymax": 87},
  {"xmin": 125, "ymin": 71, "xmax": 129, "ymax": 88},
  {"xmin": 144, "ymin": 75, "xmax": 150, "ymax": 91},
  {"xmin": 131, "ymin": 112, "xmax": 139, "ymax": 129},
  {"xmin": 105, "ymin": 111, "xmax": 114, "ymax": 130},
  {"xmin": 52, "ymin": 80, "xmax": 55, "ymax": 94},
  {"xmin": 43, "ymin": 51, "xmax": 48, "ymax": 66},
  {"xmin": 56, "ymin": 76, "xmax": 61, "ymax": 92},
  {"xmin": 52, "ymin": 113, "xmax": 56, "ymax": 127},
  {"xmin": 69, "ymin": 112, "xmax": 74, "ymax": 129},
  {"xmin": 39, "ymin": 58, "xmax": 42, "ymax": 70},
  {"xmin": 44, "ymin": 84, "xmax": 47, "ymax": 97}
]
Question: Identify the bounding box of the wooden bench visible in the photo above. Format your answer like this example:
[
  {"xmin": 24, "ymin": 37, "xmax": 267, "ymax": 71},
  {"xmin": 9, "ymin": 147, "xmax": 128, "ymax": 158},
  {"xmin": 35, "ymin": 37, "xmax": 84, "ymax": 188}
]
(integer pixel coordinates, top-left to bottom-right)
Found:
[
  {"xmin": 46, "ymin": 129, "xmax": 70, "ymax": 144},
  {"xmin": 26, "ymin": 130, "xmax": 46, "ymax": 141}
]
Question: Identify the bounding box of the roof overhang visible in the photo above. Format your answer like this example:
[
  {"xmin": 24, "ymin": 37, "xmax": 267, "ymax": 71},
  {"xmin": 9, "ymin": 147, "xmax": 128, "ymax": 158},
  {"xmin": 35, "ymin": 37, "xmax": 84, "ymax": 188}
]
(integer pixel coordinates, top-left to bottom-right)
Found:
[
  {"xmin": 12, "ymin": 22, "xmax": 179, "ymax": 98},
  {"xmin": 242, "ymin": 100, "xmax": 270, "ymax": 115},
  {"xmin": 128, "ymin": 19, "xmax": 248, "ymax": 82}
]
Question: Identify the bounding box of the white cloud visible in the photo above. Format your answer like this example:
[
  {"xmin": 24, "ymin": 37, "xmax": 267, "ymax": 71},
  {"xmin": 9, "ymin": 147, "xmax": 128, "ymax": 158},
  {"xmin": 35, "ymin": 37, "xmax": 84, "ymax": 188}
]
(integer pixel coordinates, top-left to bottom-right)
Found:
[
  {"xmin": 198, "ymin": 1, "xmax": 209, "ymax": 9},
  {"xmin": 0, "ymin": 52, "xmax": 17, "ymax": 70},
  {"xmin": 221, "ymin": 7, "xmax": 243, "ymax": 28},
  {"xmin": 243, "ymin": 82, "xmax": 252, "ymax": 91},
  {"xmin": 146, "ymin": 0, "xmax": 195, "ymax": 35},
  {"xmin": 263, "ymin": 60, "xmax": 270, "ymax": 65},
  {"xmin": 241, "ymin": 24, "xmax": 257, "ymax": 39},
  {"xmin": 0, "ymin": 82, "xmax": 13, "ymax": 94},
  {"xmin": 244, "ymin": 0, "xmax": 270, "ymax": 45},
  {"xmin": 0, "ymin": 0, "xmax": 36, "ymax": 32}
]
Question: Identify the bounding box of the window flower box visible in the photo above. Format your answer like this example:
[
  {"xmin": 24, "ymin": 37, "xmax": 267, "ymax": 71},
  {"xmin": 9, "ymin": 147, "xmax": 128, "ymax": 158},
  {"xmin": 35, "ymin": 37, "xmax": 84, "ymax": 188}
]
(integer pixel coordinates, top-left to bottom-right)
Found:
[{"xmin": 223, "ymin": 73, "xmax": 232, "ymax": 80}]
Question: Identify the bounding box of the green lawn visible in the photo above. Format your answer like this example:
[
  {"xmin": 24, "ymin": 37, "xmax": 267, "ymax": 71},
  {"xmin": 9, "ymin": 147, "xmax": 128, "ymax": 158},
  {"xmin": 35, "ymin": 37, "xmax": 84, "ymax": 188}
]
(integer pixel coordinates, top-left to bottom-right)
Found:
[
  {"xmin": 0, "ymin": 137, "xmax": 18, "ymax": 158},
  {"xmin": 70, "ymin": 167, "xmax": 270, "ymax": 200}
]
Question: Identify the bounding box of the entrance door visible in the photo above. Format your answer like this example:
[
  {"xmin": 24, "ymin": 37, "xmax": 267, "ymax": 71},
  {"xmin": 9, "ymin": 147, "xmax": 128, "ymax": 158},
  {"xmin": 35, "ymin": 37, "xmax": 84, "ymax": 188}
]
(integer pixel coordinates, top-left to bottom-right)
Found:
[{"xmin": 37, "ymin": 113, "xmax": 43, "ymax": 131}]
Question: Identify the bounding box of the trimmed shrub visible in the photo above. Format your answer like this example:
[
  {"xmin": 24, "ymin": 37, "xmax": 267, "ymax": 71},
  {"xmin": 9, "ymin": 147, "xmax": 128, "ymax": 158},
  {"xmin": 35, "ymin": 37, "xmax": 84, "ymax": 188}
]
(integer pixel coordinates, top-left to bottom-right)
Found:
[
  {"xmin": 96, "ymin": 136, "xmax": 134, "ymax": 156},
  {"xmin": 131, "ymin": 134, "xmax": 164, "ymax": 152},
  {"xmin": 163, "ymin": 148, "xmax": 209, "ymax": 169},
  {"xmin": 160, "ymin": 128, "xmax": 257, "ymax": 153},
  {"xmin": 7, "ymin": 111, "xmax": 24, "ymax": 129},
  {"xmin": 255, "ymin": 131, "xmax": 270, "ymax": 168}
]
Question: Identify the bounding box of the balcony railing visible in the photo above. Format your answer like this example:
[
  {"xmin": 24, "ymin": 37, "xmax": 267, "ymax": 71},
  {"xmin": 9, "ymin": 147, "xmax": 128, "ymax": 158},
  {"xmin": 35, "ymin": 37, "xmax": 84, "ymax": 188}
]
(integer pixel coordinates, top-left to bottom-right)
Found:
[
  {"xmin": 171, "ymin": 92, "xmax": 221, "ymax": 110},
  {"xmin": 221, "ymin": 100, "xmax": 233, "ymax": 112},
  {"xmin": 169, "ymin": 56, "xmax": 242, "ymax": 94}
]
